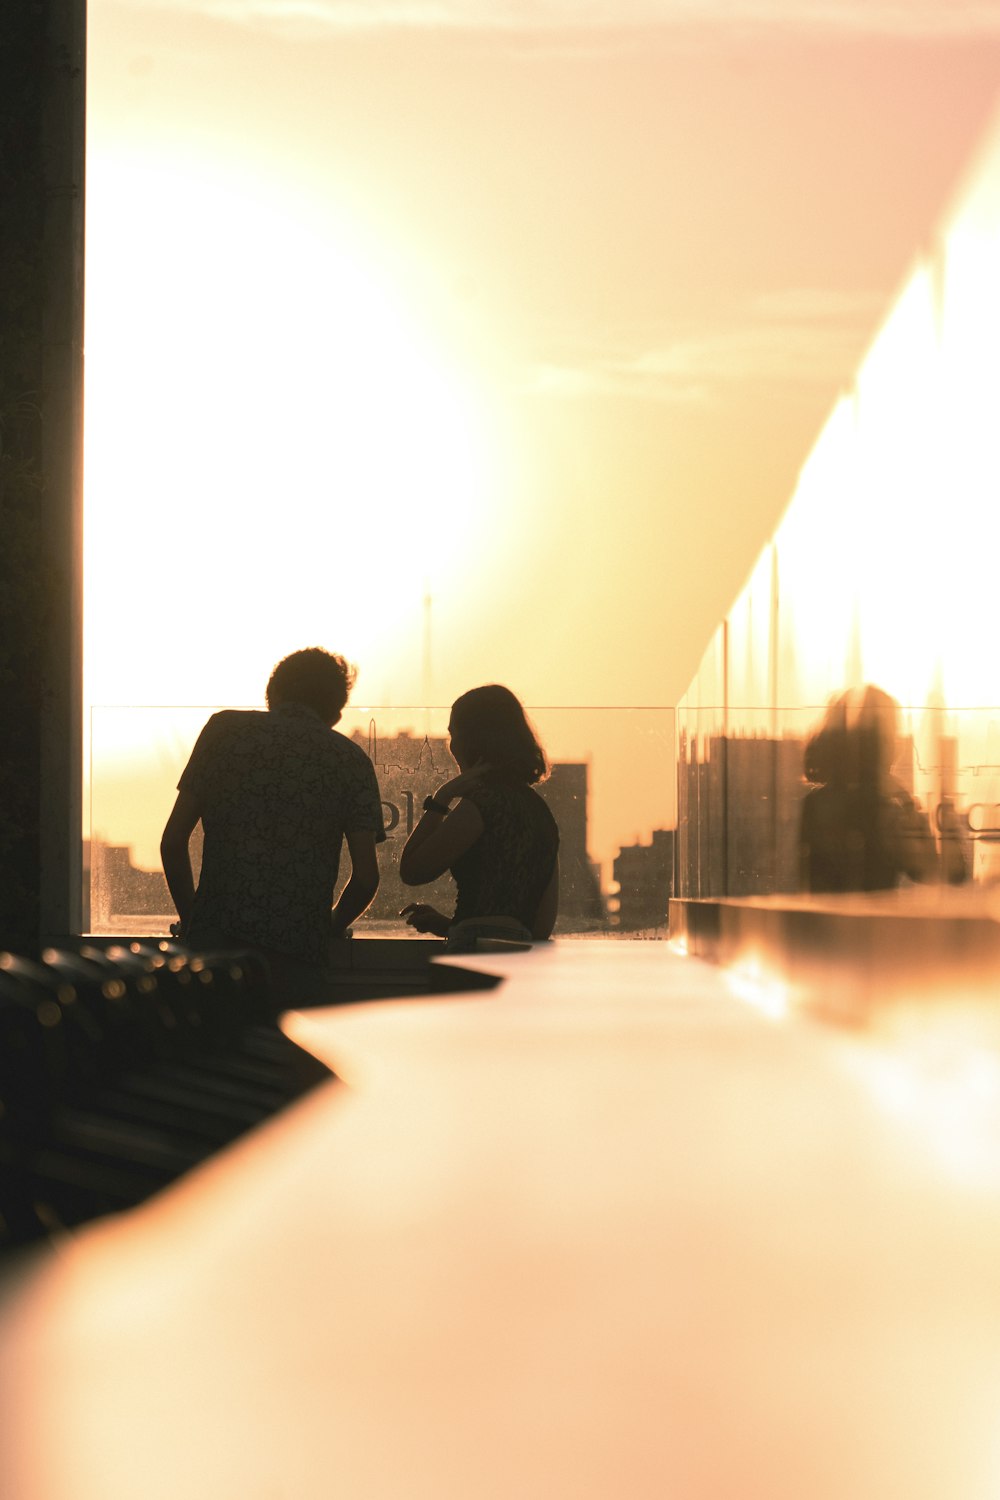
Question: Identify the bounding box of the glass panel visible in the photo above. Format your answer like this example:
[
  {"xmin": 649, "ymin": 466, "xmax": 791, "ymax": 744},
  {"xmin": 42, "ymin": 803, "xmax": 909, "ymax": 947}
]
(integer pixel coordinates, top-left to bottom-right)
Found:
[
  {"xmin": 675, "ymin": 625, "xmax": 726, "ymax": 899},
  {"xmin": 674, "ymin": 701, "xmax": 1000, "ymax": 898},
  {"xmin": 675, "ymin": 121, "xmax": 1000, "ymax": 903},
  {"xmin": 727, "ymin": 545, "xmax": 775, "ymax": 739},
  {"xmin": 88, "ymin": 705, "xmax": 675, "ymax": 938}
]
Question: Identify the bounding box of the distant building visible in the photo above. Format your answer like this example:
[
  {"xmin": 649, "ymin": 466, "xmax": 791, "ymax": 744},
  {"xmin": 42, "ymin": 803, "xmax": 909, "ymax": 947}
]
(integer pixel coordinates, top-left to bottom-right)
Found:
[
  {"xmin": 612, "ymin": 830, "xmax": 674, "ymax": 932},
  {"xmin": 676, "ymin": 733, "xmax": 805, "ymax": 899},
  {"xmin": 89, "ymin": 838, "xmax": 174, "ymax": 933},
  {"xmin": 536, "ymin": 763, "xmax": 605, "ymax": 929}
]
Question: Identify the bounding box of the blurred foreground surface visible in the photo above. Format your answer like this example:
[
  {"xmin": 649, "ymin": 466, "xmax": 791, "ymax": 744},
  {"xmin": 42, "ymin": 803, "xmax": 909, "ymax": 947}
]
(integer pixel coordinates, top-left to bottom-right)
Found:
[{"xmin": 2, "ymin": 937, "xmax": 1000, "ymax": 1499}]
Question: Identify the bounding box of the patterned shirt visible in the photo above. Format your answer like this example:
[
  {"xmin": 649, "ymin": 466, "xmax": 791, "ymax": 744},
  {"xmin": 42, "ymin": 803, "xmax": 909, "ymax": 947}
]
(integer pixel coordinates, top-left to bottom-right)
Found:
[
  {"xmin": 451, "ymin": 779, "xmax": 559, "ymax": 930},
  {"xmin": 179, "ymin": 704, "xmax": 386, "ymax": 962}
]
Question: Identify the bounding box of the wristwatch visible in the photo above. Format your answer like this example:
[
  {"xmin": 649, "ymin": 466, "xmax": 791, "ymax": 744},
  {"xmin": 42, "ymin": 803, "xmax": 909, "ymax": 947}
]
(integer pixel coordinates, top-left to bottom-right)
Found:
[{"xmin": 423, "ymin": 795, "xmax": 450, "ymax": 815}]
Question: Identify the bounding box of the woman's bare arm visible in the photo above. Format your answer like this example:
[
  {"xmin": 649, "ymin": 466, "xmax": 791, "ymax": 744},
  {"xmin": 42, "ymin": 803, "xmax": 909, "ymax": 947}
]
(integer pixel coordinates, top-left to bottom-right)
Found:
[
  {"xmin": 531, "ymin": 858, "xmax": 559, "ymax": 940},
  {"xmin": 399, "ymin": 798, "xmax": 484, "ymax": 885},
  {"xmin": 399, "ymin": 766, "xmax": 493, "ymax": 885}
]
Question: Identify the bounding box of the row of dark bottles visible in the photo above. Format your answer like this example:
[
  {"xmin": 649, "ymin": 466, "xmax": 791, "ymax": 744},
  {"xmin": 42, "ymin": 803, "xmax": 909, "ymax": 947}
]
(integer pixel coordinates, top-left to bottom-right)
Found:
[{"xmin": 0, "ymin": 941, "xmax": 331, "ymax": 1251}]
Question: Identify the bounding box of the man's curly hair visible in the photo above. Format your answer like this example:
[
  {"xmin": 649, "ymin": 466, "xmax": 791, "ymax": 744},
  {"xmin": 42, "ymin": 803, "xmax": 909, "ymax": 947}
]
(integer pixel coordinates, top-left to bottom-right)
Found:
[{"xmin": 266, "ymin": 648, "xmax": 357, "ymax": 724}]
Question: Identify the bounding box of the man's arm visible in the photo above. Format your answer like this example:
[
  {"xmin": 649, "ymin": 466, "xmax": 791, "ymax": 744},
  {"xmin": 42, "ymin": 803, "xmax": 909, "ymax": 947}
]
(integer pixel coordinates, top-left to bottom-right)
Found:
[
  {"xmin": 160, "ymin": 788, "xmax": 203, "ymax": 934},
  {"xmin": 331, "ymin": 829, "xmax": 381, "ymax": 937}
]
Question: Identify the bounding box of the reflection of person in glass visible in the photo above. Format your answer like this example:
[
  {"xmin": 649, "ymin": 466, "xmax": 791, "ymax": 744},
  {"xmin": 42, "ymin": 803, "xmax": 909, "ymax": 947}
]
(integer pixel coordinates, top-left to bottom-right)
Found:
[
  {"xmin": 399, "ymin": 685, "xmax": 560, "ymax": 941},
  {"xmin": 800, "ymin": 685, "xmax": 938, "ymax": 893}
]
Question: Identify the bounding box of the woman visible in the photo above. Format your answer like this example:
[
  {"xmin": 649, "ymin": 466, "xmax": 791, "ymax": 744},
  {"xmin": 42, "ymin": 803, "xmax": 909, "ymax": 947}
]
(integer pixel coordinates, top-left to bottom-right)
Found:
[
  {"xmin": 799, "ymin": 685, "xmax": 941, "ymax": 892},
  {"xmin": 399, "ymin": 685, "xmax": 560, "ymax": 941}
]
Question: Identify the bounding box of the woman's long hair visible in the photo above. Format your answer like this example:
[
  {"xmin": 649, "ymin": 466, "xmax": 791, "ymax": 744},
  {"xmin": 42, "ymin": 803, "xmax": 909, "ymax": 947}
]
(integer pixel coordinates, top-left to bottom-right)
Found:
[
  {"xmin": 450, "ymin": 685, "xmax": 548, "ymax": 785},
  {"xmin": 804, "ymin": 685, "xmax": 898, "ymax": 788}
]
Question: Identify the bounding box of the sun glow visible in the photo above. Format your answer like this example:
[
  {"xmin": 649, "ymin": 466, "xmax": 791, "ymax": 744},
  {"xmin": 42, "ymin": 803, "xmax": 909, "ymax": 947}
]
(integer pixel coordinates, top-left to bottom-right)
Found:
[
  {"xmin": 845, "ymin": 1012, "xmax": 1000, "ymax": 1191},
  {"xmin": 83, "ymin": 148, "xmax": 502, "ymax": 709},
  {"xmin": 724, "ymin": 954, "xmax": 792, "ymax": 1022}
]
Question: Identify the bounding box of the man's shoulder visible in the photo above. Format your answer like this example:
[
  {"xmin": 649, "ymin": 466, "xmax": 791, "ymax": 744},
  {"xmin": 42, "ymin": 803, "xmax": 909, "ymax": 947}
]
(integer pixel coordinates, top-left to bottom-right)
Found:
[
  {"xmin": 208, "ymin": 709, "xmax": 265, "ymax": 730},
  {"xmin": 328, "ymin": 729, "xmax": 377, "ymax": 770},
  {"xmin": 193, "ymin": 708, "xmax": 264, "ymax": 748},
  {"xmin": 204, "ymin": 710, "xmax": 377, "ymax": 779}
]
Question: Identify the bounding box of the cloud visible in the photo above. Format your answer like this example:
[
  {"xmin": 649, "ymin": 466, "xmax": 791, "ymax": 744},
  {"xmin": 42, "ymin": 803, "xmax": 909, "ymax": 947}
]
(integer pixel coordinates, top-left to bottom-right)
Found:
[
  {"xmin": 525, "ymin": 289, "xmax": 883, "ymax": 403},
  {"xmin": 118, "ymin": 0, "xmax": 1000, "ymax": 39},
  {"xmin": 528, "ymin": 357, "xmax": 708, "ymax": 404}
]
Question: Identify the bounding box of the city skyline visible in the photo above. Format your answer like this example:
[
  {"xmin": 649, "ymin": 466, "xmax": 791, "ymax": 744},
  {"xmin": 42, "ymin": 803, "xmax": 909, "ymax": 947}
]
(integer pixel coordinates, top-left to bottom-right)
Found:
[
  {"xmin": 88, "ymin": 726, "xmax": 673, "ymax": 933},
  {"xmin": 89, "ymin": 704, "xmax": 674, "ymax": 878}
]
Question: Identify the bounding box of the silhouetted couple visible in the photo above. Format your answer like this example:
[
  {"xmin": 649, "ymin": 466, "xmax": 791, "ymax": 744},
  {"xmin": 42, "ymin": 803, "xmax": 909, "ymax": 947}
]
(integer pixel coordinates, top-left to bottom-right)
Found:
[{"xmin": 161, "ymin": 648, "xmax": 559, "ymax": 1003}]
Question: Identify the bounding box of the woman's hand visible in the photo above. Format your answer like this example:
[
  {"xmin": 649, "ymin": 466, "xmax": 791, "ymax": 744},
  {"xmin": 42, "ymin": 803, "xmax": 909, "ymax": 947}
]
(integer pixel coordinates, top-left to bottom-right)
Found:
[{"xmin": 400, "ymin": 903, "xmax": 451, "ymax": 937}]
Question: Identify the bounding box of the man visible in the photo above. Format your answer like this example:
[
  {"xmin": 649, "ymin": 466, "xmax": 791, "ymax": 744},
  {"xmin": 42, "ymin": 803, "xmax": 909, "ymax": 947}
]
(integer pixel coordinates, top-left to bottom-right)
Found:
[{"xmin": 161, "ymin": 647, "xmax": 384, "ymax": 1003}]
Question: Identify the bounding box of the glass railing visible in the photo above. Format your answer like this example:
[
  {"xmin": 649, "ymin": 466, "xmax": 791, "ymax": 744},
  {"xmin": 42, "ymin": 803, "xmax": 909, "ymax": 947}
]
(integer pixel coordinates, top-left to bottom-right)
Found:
[
  {"xmin": 86, "ymin": 704, "xmax": 676, "ymax": 938},
  {"xmin": 675, "ymin": 701, "xmax": 1000, "ymax": 899}
]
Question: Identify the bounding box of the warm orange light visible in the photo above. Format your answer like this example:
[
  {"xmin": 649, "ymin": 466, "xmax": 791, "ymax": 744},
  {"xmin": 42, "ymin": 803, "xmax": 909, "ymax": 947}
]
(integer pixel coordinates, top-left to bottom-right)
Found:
[
  {"xmin": 723, "ymin": 954, "xmax": 791, "ymax": 1022},
  {"xmin": 845, "ymin": 1013, "xmax": 1000, "ymax": 1191},
  {"xmin": 682, "ymin": 107, "xmax": 1000, "ymax": 893},
  {"xmin": 83, "ymin": 147, "xmax": 502, "ymax": 711}
]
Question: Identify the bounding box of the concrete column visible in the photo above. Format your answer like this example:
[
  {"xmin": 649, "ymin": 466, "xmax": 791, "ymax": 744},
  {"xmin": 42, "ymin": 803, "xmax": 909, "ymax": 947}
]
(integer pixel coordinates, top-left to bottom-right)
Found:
[
  {"xmin": 39, "ymin": 0, "xmax": 86, "ymax": 940},
  {"xmin": 0, "ymin": 0, "xmax": 86, "ymax": 947}
]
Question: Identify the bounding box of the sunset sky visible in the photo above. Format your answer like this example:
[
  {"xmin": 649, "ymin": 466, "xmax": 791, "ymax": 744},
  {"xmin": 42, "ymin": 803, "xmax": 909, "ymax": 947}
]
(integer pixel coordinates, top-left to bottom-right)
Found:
[
  {"xmin": 84, "ymin": 0, "xmax": 1000, "ymax": 711},
  {"xmin": 81, "ymin": 1, "xmax": 1000, "ymax": 869}
]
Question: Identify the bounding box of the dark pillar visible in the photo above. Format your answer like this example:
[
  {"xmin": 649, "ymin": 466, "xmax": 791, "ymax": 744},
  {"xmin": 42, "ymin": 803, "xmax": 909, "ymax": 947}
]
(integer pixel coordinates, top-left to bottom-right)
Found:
[{"xmin": 0, "ymin": 0, "xmax": 86, "ymax": 949}]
